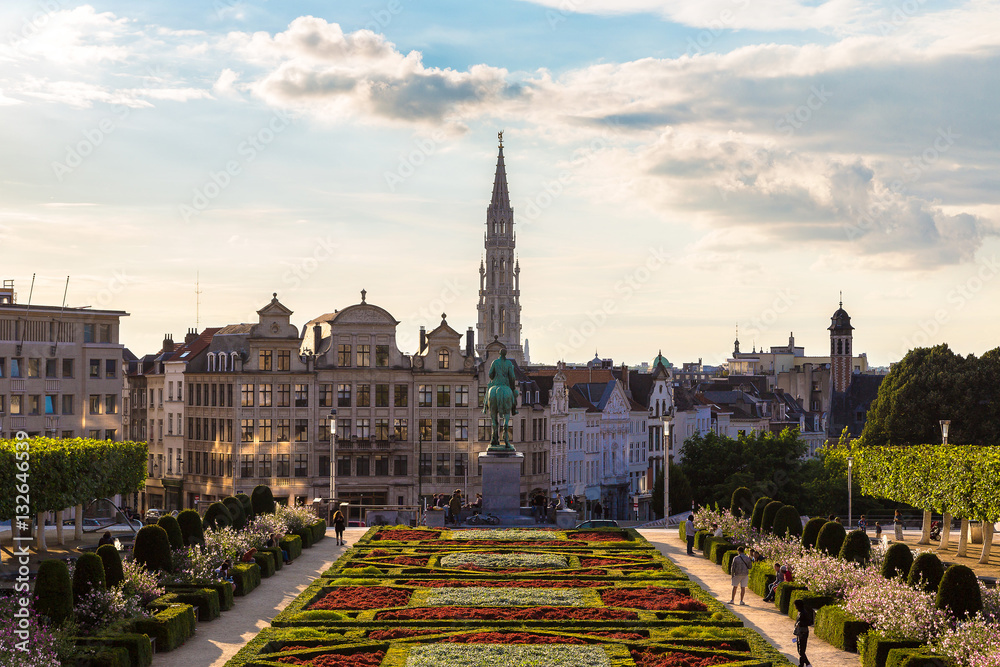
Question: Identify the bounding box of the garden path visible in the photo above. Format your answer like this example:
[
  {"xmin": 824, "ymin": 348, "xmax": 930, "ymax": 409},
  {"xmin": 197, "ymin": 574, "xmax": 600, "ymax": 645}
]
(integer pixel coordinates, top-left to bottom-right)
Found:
[
  {"xmin": 640, "ymin": 529, "xmax": 858, "ymax": 667},
  {"xmin": 154, "ymin": 527, "xmax": 365, "ymax": 667}
]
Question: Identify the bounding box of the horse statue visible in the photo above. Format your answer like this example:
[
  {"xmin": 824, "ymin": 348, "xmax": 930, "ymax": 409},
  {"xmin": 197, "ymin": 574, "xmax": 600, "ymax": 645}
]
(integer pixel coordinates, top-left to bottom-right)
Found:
[{"xmin": 483, "ymin": 348, "xmax": 518, "ymax": 453}]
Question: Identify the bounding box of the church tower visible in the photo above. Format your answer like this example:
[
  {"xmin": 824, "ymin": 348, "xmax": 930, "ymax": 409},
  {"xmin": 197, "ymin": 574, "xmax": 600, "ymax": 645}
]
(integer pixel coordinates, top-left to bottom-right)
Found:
[
  {"xmin": 477, "ymin": 132, "xmax": 523, "ymax": 363},
  {"xmin": 829, "ymin": 296, "xmax": 854, "ymax": 393}
]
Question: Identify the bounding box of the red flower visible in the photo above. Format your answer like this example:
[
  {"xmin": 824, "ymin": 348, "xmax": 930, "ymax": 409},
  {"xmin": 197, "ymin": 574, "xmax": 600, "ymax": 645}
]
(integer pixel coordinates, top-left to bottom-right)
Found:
[
  {"xmin": 573, "ymin": 531, "xmax": 626, "ymax": 542},
  {"xmin": 401, "ymin": 579, "xmax": 605, "ymax": 588},
  {"xmin": 440, "ymin": 632, "xmax": 588, "ymax": 644},
  {"xmin": 631, "ymin": 649, "xmax": 737, "ymax": 667},
  {"xmin": 277, "ymin": 650, "xmax": 386, "ymax": 666},
  {"xmin": 374, "ymin": 530, "xmax": 442, "ymax": 541},
  {"xmin": 375, "ymin": 606, "xmax": 639, "ymax": 621},
  {"xmin": 600, "ymin": 588, "xmax": 707, "ymax": 611},
  {"xmin": 308, "ymin": 587, "xmax": 411, "ymax": 611}
]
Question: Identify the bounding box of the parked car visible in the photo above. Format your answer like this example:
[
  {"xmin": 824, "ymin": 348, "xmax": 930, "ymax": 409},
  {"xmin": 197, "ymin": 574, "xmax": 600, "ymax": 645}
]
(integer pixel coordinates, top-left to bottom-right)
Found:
[
  {"xmin": 575, "ymin": 519, "xmax": 620, "ymax": 529},
  {"xmin": 62, "ymin": 518, "xmax": 103, "ymax": 527},
  {"xmin": 347, "ymin": 520, "xmax": 367, "ymax": 528},
  {"xmin": 144, "ymin": 509, "xmax": 164, "ymax": 521}
]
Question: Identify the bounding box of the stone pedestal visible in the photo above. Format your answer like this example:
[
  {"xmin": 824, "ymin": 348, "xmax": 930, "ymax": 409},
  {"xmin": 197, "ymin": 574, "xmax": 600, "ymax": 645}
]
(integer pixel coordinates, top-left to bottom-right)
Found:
[
  {"xmin": 479, "ymin": 451, "xmax": 524, "ymax": 519},
  {"xmin": 556, "ymin": 509, "xmax": 579, "ymax": 529},
  {"xmin": 425, "ymin": 509, "xmax": 446, "ymax": 528}
]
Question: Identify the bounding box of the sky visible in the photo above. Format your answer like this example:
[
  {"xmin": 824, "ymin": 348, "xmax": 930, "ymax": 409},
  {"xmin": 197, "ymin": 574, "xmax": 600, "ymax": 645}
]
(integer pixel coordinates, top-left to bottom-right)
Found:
[{"xmin": 1, "ymin": 0, "xmax": 998, "ymax": 368}]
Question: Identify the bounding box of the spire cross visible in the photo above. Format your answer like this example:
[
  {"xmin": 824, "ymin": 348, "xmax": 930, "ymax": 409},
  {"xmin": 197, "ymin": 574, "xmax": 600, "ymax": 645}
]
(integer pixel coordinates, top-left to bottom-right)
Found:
[{"xmin": 498, "ymin": 130, "xmax": 503, "ymax": 147}]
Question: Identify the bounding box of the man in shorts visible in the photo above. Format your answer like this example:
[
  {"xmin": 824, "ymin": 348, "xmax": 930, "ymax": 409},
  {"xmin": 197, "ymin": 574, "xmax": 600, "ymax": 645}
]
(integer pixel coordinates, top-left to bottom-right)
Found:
[{"xmin": 728, "ymin": 546, "xmax": 752, "ymax": 605}]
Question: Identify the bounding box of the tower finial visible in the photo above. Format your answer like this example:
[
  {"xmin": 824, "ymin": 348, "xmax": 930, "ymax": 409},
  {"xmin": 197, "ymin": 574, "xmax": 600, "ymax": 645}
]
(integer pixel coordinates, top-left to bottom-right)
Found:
[
  {"xmin": 839, "ymin": 290, "xmax": 843, "ymax": 308},
  {"xmin": 498, "ymin": 130, "xmax": 503, "ymax": 147},
  {"xmin": 361, "ymin": 288, "xmax": 367, "ymax": 303}
]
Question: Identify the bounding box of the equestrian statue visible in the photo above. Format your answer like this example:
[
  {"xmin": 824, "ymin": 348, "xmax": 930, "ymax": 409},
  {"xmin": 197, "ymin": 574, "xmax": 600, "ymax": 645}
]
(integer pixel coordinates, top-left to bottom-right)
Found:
[{"xmin": 483, "ymin": 348, "xmax": 518, "ymax": 453}]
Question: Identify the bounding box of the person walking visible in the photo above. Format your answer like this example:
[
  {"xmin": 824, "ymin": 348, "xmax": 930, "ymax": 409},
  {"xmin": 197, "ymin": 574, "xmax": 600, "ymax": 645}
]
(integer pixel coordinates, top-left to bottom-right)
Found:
[
  {"xmin": 728, "ymin": 546, "xmax": 752, "ymax": 605},
  {"xmin": 333, "ymin": 510, "xmax": 346, "ymax": 545},
  {"xmin": 793, "ymin": 599, "xmax": 814, "ymax": 666},
  {"xmin": 448, "ymin": 489, "xmax": 462, "ymax": 525},
  {"xmin": 875, "ymin": 521, "xmax": 882, "ymax": 539},
  {"xmin": 593, "ymin": 501, "xmax": 603, "ymax": 519},
  {"xmin": 685, "ymin": 514, "xmax": 697, "ymax": 555},
  {"xmin": 858, "ymin": 515, "xmax": 867, "ymax": 534},
  {"xmin": 894, "ymin": 510, "xmax": 904, "ymax": 541}
]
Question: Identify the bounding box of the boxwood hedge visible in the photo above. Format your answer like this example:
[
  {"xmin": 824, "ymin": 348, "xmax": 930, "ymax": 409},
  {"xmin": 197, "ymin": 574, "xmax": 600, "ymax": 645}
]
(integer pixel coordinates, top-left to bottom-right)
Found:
[
  {"xmin": 281, "ymin": 534, "xmax": 303, "ymax": 561},
  {"xmin": 814, "ymin": 604, "xmax": 870, "ymax": 653},
  {"xmin": 859, "ymin": 631, "xmax": 923, "ymax": 667},
  {"xmin": 233, "ymin": 562, "xmax": 261, "ymax": 597},
  {"xmin": 132, "ymin": 604, "xmax": 196, "ymax": 652},
  {"xmin": 74, "ymin": 633, "xmax": 153, "ymax": 667},
  {"xmin": 787, "ymin": 589, "xmax": 836, "ymax": 622}
]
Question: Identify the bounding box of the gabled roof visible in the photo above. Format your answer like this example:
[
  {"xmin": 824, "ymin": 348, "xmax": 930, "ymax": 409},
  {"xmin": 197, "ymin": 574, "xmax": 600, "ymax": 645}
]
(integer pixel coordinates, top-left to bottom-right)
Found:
[
  {"xmin": 216, "ymin": 323, "xmax": 254, "ymax": 335},
  {"xmin": 166, "ymin": 328, "xmax": 221, "ymax": 362},
  {"xmin": 530, "ymin": 368, "xmax": 615, "ymax": 386},
  {"xmin": 257, "ymin": 294, "xmax": 293, "ymax": 317}
]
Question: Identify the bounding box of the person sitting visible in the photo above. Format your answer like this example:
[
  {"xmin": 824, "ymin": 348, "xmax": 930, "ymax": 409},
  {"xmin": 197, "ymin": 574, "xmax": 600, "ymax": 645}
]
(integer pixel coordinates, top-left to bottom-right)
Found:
[
  {"xmin": 712, "ymin": 523, "xmax": 724, "ymax": 538},
  {"xmin": 781, "ymin": 564, "xmax": 794, "ymax": 582},
  {"xmin": 763, "ymin": 563, "xmax": 782, "ymax": 602},
  {"xmin": 214, "ymin": 560, "xmax": 235, "ymax": 592},
  {"xmin": 266, "ymin": 533, "xmax": 292, "ymax": 564},
  {"xmin": 240, "ymin": 547, "xmax": 257, "ymax": 563},
  {"xmin": 472, "ymin": 493, "xmax": 483, "ymax": 509},
  {"xmin": 97, "ymin": 531, "xmax": 114, "ymax": 547}
]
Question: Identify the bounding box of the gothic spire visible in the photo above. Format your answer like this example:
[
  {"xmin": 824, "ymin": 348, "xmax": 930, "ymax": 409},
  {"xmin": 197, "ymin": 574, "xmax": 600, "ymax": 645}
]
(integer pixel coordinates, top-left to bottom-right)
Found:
[{"xmin": 490, "ymin": 133, "xmax": 511, "ymax": 214}]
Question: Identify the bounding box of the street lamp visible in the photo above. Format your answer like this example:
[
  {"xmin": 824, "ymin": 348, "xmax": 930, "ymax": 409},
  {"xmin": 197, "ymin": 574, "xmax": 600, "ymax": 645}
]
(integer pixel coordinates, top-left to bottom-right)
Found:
[
  {"xmin": 417, "ymin": 428, "xmax": 424, "ymax": 513},
  {"xmin": 329, "ymin": 409, "xmax": 337, "ymax": 511},
  {"xmin": 847, "ymin": 455, "xmax": 853, "ymax": 530},
  {"xmin": 940, "ymin": 420, "xmax": 950, "ymax": 445}
]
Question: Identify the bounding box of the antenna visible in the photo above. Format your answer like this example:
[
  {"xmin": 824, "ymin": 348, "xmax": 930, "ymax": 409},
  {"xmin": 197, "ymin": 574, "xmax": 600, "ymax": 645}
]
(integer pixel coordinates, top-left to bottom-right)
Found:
[
  {"xmin": 53, "ymin": 276, "xmax": 69, "ymax": 356},
  {"xmin": 195, "ymin": 271, "xmax": 203, "ymax": 329},
  {"xmin": 16, "ymin": 274, "xmax": 36, "ymax": 355}
]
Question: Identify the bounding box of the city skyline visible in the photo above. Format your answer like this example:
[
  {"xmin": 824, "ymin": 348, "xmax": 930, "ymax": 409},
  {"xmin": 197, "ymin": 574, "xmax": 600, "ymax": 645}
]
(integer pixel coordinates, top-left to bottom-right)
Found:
[{"xmin": 2, "ymin": 1, "xmax": 999, "ymax": 367}]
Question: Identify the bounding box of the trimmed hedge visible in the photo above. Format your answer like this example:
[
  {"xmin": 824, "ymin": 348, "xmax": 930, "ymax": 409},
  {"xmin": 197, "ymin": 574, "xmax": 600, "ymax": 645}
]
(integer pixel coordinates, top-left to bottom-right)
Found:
[
  {"xmin": 788, "ymin": 589, "xmax": 836, "ymax": 622},
  {"xmin": 694, "ymin": 530, "xmax": 711, "ymax": 551},
  {"xmin": 839, "ymin": 529, "xmax": 872, "ymax": 565},
  {"xmin": 801, "ymin": 517, "xmax": 827, "ymax": 549},
  {"xmin": 157, "ymin": 515, "xmax": 184, "ymax": 550},
  {"xmin": 750, "ymin": 496, "xmax": 772, "ymax": 532},
  {"xmin": 721, "ymin": 550, "xmax": 739, "ymax": 575},
  {"xmin": 262, "ymin": 546, "xmax": 284, "ymax": 571},
  {"xmin": 281, "ymin": 534, "xmax": 303, "ymax": 561},
  {"xmin": 75, "ymin": 634, "xmax": 153, "ymax": 667},
  {"xmin": 152, "ymin": 587, "xmax": 221, "ymax": 622},
  {"xmin": 761, "ymin": 500, "xmax": 784, "ymax": 534},
  {"xmin": 936, "ymin": 564, "xmax": 981, "ymax": 620},
  {"xmin": 232, "ymin": 562, "xmax": 261, "ymax": 596},
  {"xmin": 177, "ymin": 509, "xmax": 204, "ymax": 546},
  {"xmin": 236, "ymin": 493, "xmax": 254, "ymax": 521},
  {"xmin": 776, "ymin": 582, "xmax": 807, "ymax": 615},
  {"xmin": 34, "ymin": 559, "xmax": 73, "ymax": 626},
  {"xmin": 223, "ymin": 496, "xmax": 247, "ymax": 531},
  {"xmin": 295, "ymin": 527, "xmax": 315, "ymax": 549},
  {"xmin": 167, "ymin": 581, "xmax": 234, "ymax": 612},
  {"xmin": 202, "ymin": 502, "xmax": 233, "ymax": 532},
  {"xmin": 73, "ymin": 552, "xmax": 107, "ymax": 605},
  {"xmin": 859, "ymin": 631, "xmax": 922, "ymax": 667},
  {"xmin": 885, "ymin": 648, "xmax": 956, "ymax": 667},
  {"xmin": 251, "ymin": 485, "xmax": 276, "ymax": 515},
  {"xmin": 134, "ymin": 524, "xmax": 172, "ymax": 573},
  {"xmin": 253, "ymin": 550, "xmax": 276, "ymax": 578},
  {"xmin": 881, "ymin": 543, "xmax": 913, "ymax": 580},
  {"xmin": 132, "ymin": 604, "xmax": 196, "ymax": 652},
  {"xmin": 97, "ymin": 544, "xmax": 125, "ymax": 589},
  {"xmin": 77, "ymin": 645, "xmax": 131, "ymax": 667},
  {"xmin": 907, "ymin": 552, "xmax": 944, "ymax": 593},
  {"xmin": 749, "ymin": 561, "xmax": 777, "ymax": 598},
  {"xmin": 310, "ymin": 519, "xmax": 327, "ymax": 543},
  {"xmin": 815, "ymin": 604, "xmax": 870, "ymax": 653},
  {"xmin": 816, "ymin": 521, "xmax": 847, "ymax": 557},
  {"xmin": 708, "ymin": 539, "xmax": 736, "ymax": 565},
  {"xmin": 730, "ymin": 487, "xmax": 753, "ymax": 518},
  {"xmin": 772, "ymin": 505, "xmax": 802, "ymax": 539}
]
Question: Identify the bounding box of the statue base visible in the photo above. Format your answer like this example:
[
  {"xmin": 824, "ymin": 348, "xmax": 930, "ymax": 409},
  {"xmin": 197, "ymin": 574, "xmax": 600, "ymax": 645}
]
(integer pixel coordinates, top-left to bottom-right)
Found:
[{"xmin": 479, "ymin": 451, "xmax": 524, "ymax": 518}]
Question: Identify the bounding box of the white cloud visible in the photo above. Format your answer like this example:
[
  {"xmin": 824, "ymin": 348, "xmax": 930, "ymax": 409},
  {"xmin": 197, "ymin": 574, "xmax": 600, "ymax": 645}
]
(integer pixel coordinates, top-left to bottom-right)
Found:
[{"xmin": 1, "ymin": 5, "xmax": 131, "ymax": 65}]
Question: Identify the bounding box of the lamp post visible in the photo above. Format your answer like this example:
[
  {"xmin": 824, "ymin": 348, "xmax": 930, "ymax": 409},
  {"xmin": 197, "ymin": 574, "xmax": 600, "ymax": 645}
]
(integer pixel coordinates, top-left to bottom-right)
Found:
[
  {"xmin": 417, "ymin": 428, "xmax": 424, "ymax": 511},
  {"xmin": 329, "ymin": 409, "xmax": 337, "ymax": 515},
  {"xmin": 940, "ymin": 420, "xmax": 950, "ymax": 445},
  {"xmin": 847, "ymin": 455, "xmax": 853, "ymax": 530}
]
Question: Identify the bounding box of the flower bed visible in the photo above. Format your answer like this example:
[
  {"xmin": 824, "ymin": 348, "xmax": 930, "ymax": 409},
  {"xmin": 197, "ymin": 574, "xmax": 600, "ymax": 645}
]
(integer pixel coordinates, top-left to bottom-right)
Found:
[
  {"xmin": 404, "ymin": 644, "xmax": 612, "ymax": 667},
  {"xmin": 402, "ymin": 579, "xmax": 606, "ymax": 588},
  {"xmin": 572, "ymin": 531, "xmax": 628, "ymax": 542},
  {"xmin": 276, "ymin": 650, "xmax": 386, "ymax": 666},
  {"xmin": 308, "ymin": 587, "xmax": 412, "ymax": 611},
  {"xmin": 438, "ymin": 552, "xmax": 569, "ymax": 570},
  {"xmin": 415, "ymin": 540, "xmax": 586, "ymax": 548},
  {"xmin": 601, "ymin": 588, "xmax": 708, "ymax": 612},
  {"xmin": 449, "ymin": 529, "xmax": 561, "ymax": 541},
  {"xmin": 630, "ymin": 648, "xmax": 740, "ymax": 667},
  {"xmin": 373, "ymin": 530, "xmax": 442, "ymax": 541},
  {"xmin": 374, "ymin": 606, "xmax": 639, "ymax": 621},
  {"xmin": 422, "ymin": 587, "xmax": 588, "ymax": 607}
]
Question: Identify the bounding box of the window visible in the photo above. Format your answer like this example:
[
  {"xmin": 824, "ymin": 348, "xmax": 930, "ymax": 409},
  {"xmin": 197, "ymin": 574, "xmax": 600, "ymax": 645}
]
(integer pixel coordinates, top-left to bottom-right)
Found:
[
  {"xmin": 241, "ymin": 384, "xmax": 254, "ymax": 407},
  {"xmin": 438, "ymin": 348, "xmax": 449, "ymax": 369},
  {"xmin": 357, "ymin": 344, "xmax": 370, "ymax": 367},
  {"xmin": 436, "ymin": 453, "xmax": 450, "ymax": 476},
  {"xmin": 455, "ymin": 385, "xmax": 469, "ymax": 407},
  {"xmin": 61, "ymin": 429, "xmax": 73, "ymax": 439},
  {"xmin": 84, "ymin": 324, "xmax": 95, "ymax": 343},
  {"xmin": 258, "ymin": 383, "xmax": 272, "ymax": 407},
  {"xmin": 259, "ymin": 350, "xmax": 272, "ymax": 371},
  {"xmin": 419, "ymin": 418, "xmax": 432, "ymax": 442},
  {"xmin": 98, "ymin": 324, "xmax": 111, "ymax": 343},
  {"xmin": 436, "ymin": 418, "xmax": 451, "ymax": 441},
  {"xmin": 10, "ymin": 395, "xmax": 22, "ymax": 415},
  {"xmin": 89, "ymin": 395, "xmax": 101, "ymax": 414},
  {"xmin": 294, "ymin": 454, "xmax": 308, "ymax": 477},
  {"xmin": 89, "ymin": 359, "xmax": 100, "ymax": 378},
  {"xmin": 393, "ymin": 455, "xmax": 408, "ymax": 476},
  {"xmin": 241, "ymin": 454, "xmax": 254, "ymax": 477},
  {"xmin": 337, "ymin": 456, "xmax": 351, "ymax": 476},
  {"xmin": 294, "ymin": 384, "xmax": 309, "ymax": 407},
  {"xmin": 195, "ymin": 384, "xmax": 202, "ymax": 406},
  {"xmin": 295, "ymin": 419, "xmax": 309, "ymax": 442},
  {"xmin": 210, "ymin": 453, "xmax": 217, "ymax": 476},
  {"xmin": 258, "ymin": 454, "xmax": 272, "ymax": 477},
  {"xmin": 337, "ymin": 384, "xmax": 351, "ymax": 407},
  {"xmin": 437, "ymin": 385, "xmax": 450, "ymax": 407},
  {"xmin": 337, "ymin": 418, "xmax": 351, "ymax": 440},
  {"xmin": 356, "ymin": 418, "xmax": 370, "ymax": 439},
  {"xmin": 394, "ymin": 385, "xmax": 408, "ymax": 407},
  {"xmin": 455, "ymin": 453, "xmax": 467, "ymax": 477},
  {"xmin": 44, "ymin": 395, "xmax": 56, "ymax": 415},
  {"xmin": 277, "ymin": 383, "xmax": 290, "ymax": 407},
  {"xmin": 178, "ymin": 381, "xmax": 183, "ymax": 402},
  {"xmin": 10, "ymin": 358, "xmax": 21, "ymax": 378},
  {"xmin": 478, "ymin": 418, "xmax": 490, "ymax": 442},
  {"xmin": 92, "ymin": 429, "xmax": 103, "ymax": 440},
  {"xmin": 356, "ymin": 456, "xmax": 370, "ymax": 476},
  {"xmin": 258, "ymin": 419, "xmax": 272, "ymax": 442},
  {"xmin": 276, "ymin": 418, "xmax": 290, "ymax": 442},
  {"xmin": 27, "ymin": 395, "xmax": 40, "ymax": 415},
  {"xmin": 418, "ymin": 385, "xmax": 433, "ymax": 407},
  {"xmin": 337, "ymin": 344, "xmax": 351, "ymax": 367},
  {"xmin": 318, "ymin": 455, "xmax": 330, "ymax": 477},
  {"xmin": 105, "ymin": 359, "xmax": 116, "ymax": 378},
  {"xmin": 356, "ymin": 384, "xmax": 370, "ymax": 407},
  {"xmin": 276, "ymin": 454, "xmax": 290, "ymax": 477},
  {"xmin": 374, "ymin": 454, "xmax": 389, "ymax": 476},
  {"xmin": 375, "ymin": 384, "xmax": 389, "ymax": 407},
  {"xmin": 105, "ymin": 394, "xmax": 117, "ymax": 414},
  {"xmin": 277, "ymin": 349, "xmax": 290, "ymax": 371},
  {"xmin": 375, "ymin": 345, "xmax": 389, "ymax": 367},
  {"xmin": 455, "ymin": 419, "xmax": 469, "ymax": 441},
  {"xmin": 419, "ymin": 453, "xmax": 432, "ymax": 476},
  {"xmin": 393, "ymin": 418, "xmax": 408, "ymax": 441},
  {"xmin": 241, "ymin": 419, "xmax": 254, "ymax": 441},
  {"xmin": 478, "ymin": 387, "xmax": 486, "ymax": 408},
  {"xmin": 211, "ymin": 383, "xmax": 218, "ymax": 406},
  {"xmin": 61, "ymin": 395, "xmax": 73, "ymax": 415},
  {"xmin": 0, "ymin": 395, "xmax": 4, "ymax": 414},
  {"xmin": 104, "ymin": 429, "xmax": 116, "ymax": 441},
  {"xmin": 45, "ymin": 358, "xmax": 57, "ymax": 378},
  {"xmin": 319, "ymin": 384, "xmax": 333, "ymax": 408},
  {"xmin": 375, "ymin": 418, "xmax": 389, "ymax": 440}
]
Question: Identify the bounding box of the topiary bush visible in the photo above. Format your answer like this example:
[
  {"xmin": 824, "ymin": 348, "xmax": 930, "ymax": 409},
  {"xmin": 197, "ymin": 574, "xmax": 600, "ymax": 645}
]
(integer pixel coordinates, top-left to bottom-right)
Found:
[
  {"xmin": 730, "ymin": 487, "xmax": 753, "ymax": 518},
  {"xmin": 839, "ymin": 529, "xmax": 872, "ymax": 565},
  {"xmin": 761, "ymin": 500, "xmax": 784, "ymax": 534},
  {"xmin": 907, "ymin": 552, "xmax": 945, "ymax": 593},
  {"xmin": 816, "ymin": 521, "xmax": 847, "ymax": 557},
  {"xmin": 97, "ymin": 543, "xmax": 125, "ymax": 589},
  {"xmin": 222, "ymin": 496, "xmax": 247, "ymax": 530},
  {"xmin": 177, "ymin": 509, "xmax": 204, "ymax": 546},
  {"xmin": 203, "ymin": 501, "xmax": 233, "ymax": 532},
  {"xmin": 236, "ymin": 493, "xmax": 254, "ymax": 520},
  {"xmin": 802, "ymin": 517, "xmax": 828, "ymax": 549},
  {"xmin": 815, "ymin": 604, "xmax": 870, "ymax": 653},
  {"xmin": 936, "ymin": 564, "xmax": 982, "ymax": 620},
  {"xmin": 751, "ymin": 496, "xmax": 772, "ymax": 532},
  {"xmin": 251, "ymin": 485, "xmax": 276, "ymax": 515},
  {"xmin": 773, "ymin": 505, "xmax": 802, "ymax": 538},
  {"xmin": 72, "ymin": 551, "xmax": 107, "ymax": 604},
  {"xmin": 881, "ymin": 543, "xmax": 914, "ymax": 580},
  {"xmin": 859, "ymin": 631, "xmax": 922, "ymax": 667},
  {"xmin": 34, "ymin": 559, "xmax": 73, "ymax": 626},
  {"xmin": 157, "ymin": 515, "xmax": 184, "ymax": 551},
  {"xmin": 134, "ymin": 524, "xmax": 173, "ymax": 573}
]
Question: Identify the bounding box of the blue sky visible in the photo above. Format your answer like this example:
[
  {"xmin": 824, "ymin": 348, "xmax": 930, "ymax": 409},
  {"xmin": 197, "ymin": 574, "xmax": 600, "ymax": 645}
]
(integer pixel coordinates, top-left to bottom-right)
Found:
[{"xmin": 1, "ymin": 0, "xmax": 998, "ymax": 367}]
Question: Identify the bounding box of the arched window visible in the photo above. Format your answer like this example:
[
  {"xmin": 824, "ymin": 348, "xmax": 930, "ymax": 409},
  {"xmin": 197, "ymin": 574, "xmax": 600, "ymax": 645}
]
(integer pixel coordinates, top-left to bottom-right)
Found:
[
  {"xmin": 490, "ymin": 306, "xmax": 496, "ymax": 335},
  {"xmin": 438, "ymin": 348, "xmax": 449, "ymax": 369},
  {"xmin": 500, "ymin": 259, "xmax": 506, "ymax": 282},
  {"xmin": 837, "ymin": 339, "xmax": 843, "ymax": 354},
  {"xmin": 231, "ymin": 352, "xmax": 239, "ymax": 371},
  {"xmin": 500, "ymin": 307, "xmax": 506, "ymax": 335},
  {"xmin": 846, "ymin": 340, "xmax": 851, "ymax": 355},
  {"xmin": 831, "ymin": 339, "xmax": 835, "ymax": 354},
  {"xmin": 207, "ymin": 353, "xmax": 215, "ymax": 372}
]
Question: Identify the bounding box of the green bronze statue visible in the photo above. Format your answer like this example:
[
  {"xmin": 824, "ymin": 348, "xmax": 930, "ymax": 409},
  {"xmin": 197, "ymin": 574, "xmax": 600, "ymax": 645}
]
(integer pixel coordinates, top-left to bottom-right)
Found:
[{"xmin": 484, "ymin": 348, "xmax": 518, "ymax": 453}]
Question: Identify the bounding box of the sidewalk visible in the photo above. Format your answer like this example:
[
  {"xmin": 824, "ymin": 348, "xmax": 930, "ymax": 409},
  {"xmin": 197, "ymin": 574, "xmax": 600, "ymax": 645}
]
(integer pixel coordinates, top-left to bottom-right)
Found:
[
  {"xmin": 154, "ymin": 528, "xmax": 364, "ymax": 667},
  {"xmin": 639, "ymin": 530, "xmax": 857, "ymax": 667}
]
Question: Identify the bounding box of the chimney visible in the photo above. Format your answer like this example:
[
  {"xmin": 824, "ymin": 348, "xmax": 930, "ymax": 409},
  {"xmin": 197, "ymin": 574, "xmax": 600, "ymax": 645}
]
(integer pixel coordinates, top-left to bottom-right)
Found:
[
  {"xmin": 419, "ymin": 326, "xmax": 426, "ymax": 353},
  {"xmin": 466, "ymin": 327, "xmax": 474, "ymax": 357},
  {"xmin": 162, "ymin": 334, "xmax": 175, "ymax": 354},
  {"xmin": 185, "ymin": 327, "xmax": 198, "ymax": 344},
  {"xmin": 313, "ymin": 324, "xmax": 322, "ymax": 355},
  {"xmin": 621, "ymin": 362, "xmax": 630, "ymax": 392}
]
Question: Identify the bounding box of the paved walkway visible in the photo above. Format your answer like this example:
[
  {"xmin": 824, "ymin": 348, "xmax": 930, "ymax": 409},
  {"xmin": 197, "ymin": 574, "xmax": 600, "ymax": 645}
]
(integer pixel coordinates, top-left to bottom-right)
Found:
[
  {"xmin": 155, "ymin": 528, "xmax": 365, "ymax": 667},
  {"xmin": 639, "ymin": 530, "xmax": 857, "ymax": 667}
]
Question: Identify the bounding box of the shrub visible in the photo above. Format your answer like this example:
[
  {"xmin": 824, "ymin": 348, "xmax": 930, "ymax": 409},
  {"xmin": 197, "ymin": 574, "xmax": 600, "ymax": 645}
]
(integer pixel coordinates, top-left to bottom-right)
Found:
[
  {"xmin": 749, "ymin": 561, "xmax": 777, "ymax": 598},
  {"xmin": 132, "ymin": 604, "xmax": 196, "ymax": 652},
  {"xmin": 815, "ymin": 604, "xmax": 870, "ymax": 653},
  {"xmin": 97, "ymin": 543, "xmax": 125, "ymax": 589},
  {"xmin": 907, "ymin": 552, "xmax": 944, "ymax": 593},
  {"xmin": 203, "ymin": 502, "xmax": 233, "ymax": 532},
  {"xmin": 881, "ymin": 543, "xmax": 914, "ymax": 580},
  {"xmin": 74, "ymin": 634, "xmax": 153, "ymax": 667},
  {"xmin": 152, "ymin": 588, "xmax": 221, "ymax": 622},
  {"xmin": 816, "ymin": 521, "xmax": 847, "ymax": 557},
  {"xmin": 251, "ymin": 485, "xmax": 276, "ymax": 515},
  {"xmin": 157, "ymin": 515, "xmax": 184, "ymax": 551},
  {"xmin": 885, "ymin": 648, "xmax": 956, "ymax": 667},
  {"xmin": 295, "ymin": 527, "xmax": 315, "ymax": 549},
  {"xmin": 788, "ymin": 589, "xmax": 836, "ymax": 622},
  {"xmin": 177, "ymin": 509, "xmax": 205, "ymax": 546},
  {"xmin": 232, "ymin": 563, "xmax": 262, "ymax": 596},
  {"xmin": 280, "ymin": 534, "xmax": 303, "ymax": 561},
  {"xmin": 253, "ymin": 550, "xmax": 276, "ymax": 577},
  {"xmin": 859, "ymin": 631, "xmax": 922, "ymax": 667},
  {"xmin": 262, "ymin": 546, "xmax": 284, "ymax": 571},
  {"xmin": 167, "ymin": 582, "xmax": 234, "ymax": 612},
  {"xmin": 134, "ymin": 524, "xmax": 173, "ymax": 573},
  {"xmin": 34, "ymin": 559, "xmax": 73, "ymax": 626},
  {"xmin": 839, "ymin": 529, "xmax": 872, "ymax": 565},
  {"xmin": 730, "ymin": 487, "xmax": 753, "ymax": 518},
  {"xmin": 802, "ymin": 517, "xmax": 827, "ymax": 549},
  {"xmin": 709, "ymin": 540, "xmax": 736, "ymax": 565},
  {"xmin": 772, "ymin": 505, "xmax": 802, "ymax": 538},
  {"xmin": 776, "ymin": 582, "xmax": 807, "ymax": 614},
  {"xmin": 936, "ymin": 564, "xmax": 982, "ymax": 620},
  {"xmin": 237, "ymin": 493, "xmax": 255, "ymax": 520},
  {"xmin": 72, "ymin": 552, "xmax": 107, "ymax": 604},
  {"xmin": 761, "ymin": 500, "xmax": 784, "ymax": 534},
  {"xmin": 310, "ymin": 519, "xmax": 327, "ymax": 543},
  {"xmin": 722, "ymin": 550, "xmax": 739, "ymax": 575},
  {"xmin": 750, "ymin": 496, "xmax": 772, "ymax": 532},
  {"xmin": 694, "ymin": 530, "xmax": 710, "ymax": 551},
  {"xmin": 223, "ymin": 496, "xmax": 247, "ymax": 530}
]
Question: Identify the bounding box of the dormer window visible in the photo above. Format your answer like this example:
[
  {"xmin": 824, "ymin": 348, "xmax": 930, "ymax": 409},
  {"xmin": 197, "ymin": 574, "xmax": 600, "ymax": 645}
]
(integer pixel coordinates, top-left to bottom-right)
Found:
[{"xmin": 438, "ymin": 348, "xmax": 449, "ymax": 369}]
